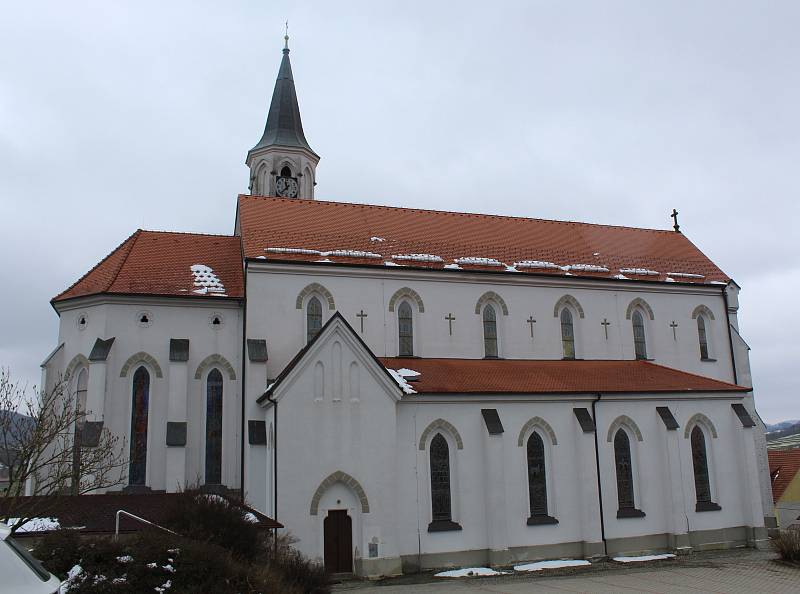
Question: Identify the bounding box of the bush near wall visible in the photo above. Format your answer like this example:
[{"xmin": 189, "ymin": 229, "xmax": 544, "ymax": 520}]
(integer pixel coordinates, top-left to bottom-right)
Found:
[
  {"xmin": 32, "ymin": 492, "xmax": 329, "ymax": 593},
  {"xmin": 773, "ymin": 529, "xmax": 800, "ymax": 563}
]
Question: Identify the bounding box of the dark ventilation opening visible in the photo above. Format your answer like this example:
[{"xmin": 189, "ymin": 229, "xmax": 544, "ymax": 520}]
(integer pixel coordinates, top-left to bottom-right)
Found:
[
  {"xmin": 280, "ymin": 166, "xmax": 291, "ymax": 177},
  {"xmin": 212, "ymin": 317, "xmax": 221, "ymax": 325},
  {"xmin": 140, "ymin": 315, "xmax": 149, "ymax": 324},
  {"xmin": 78, "ymin": 317, "xmax": 86, "ymax": 326}
]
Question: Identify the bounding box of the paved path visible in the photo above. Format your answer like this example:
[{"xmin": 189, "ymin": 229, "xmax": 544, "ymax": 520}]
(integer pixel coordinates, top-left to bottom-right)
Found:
[{"xmin": 335, "ymin": 550, "xmax": 800, "ymax": 593}]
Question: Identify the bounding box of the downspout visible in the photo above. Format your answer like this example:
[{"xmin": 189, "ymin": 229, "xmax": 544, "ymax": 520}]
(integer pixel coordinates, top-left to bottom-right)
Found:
[
  {"xmin": 266, "ymin": 393, "xmax": 278, "ymax": 553},
  {"xmin": 591, "ymin": 394, "xmax": 607, "ymax": 556},
  {"xmin": 722, "ymin": 287, "xmax": 738, "ymax": 385},
  {"xmin": 240, "ymin": 259, "xmax": 248, "ymax": 502}
]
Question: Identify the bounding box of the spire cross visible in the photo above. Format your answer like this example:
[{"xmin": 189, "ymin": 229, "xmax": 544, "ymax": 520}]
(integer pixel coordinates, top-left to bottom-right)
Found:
[
  {"xmin": 284, "ymin": 21, "xmax": 289, "ymax": 50},
  {"xmin": 671, "ymin": 208, "xmax": 680, "ymax": 233}
]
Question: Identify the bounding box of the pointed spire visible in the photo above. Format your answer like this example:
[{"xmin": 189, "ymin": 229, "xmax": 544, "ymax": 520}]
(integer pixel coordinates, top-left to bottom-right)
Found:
[{"xmin": 250, "ymin": 33, "xmax": 317, "ymax": 157}]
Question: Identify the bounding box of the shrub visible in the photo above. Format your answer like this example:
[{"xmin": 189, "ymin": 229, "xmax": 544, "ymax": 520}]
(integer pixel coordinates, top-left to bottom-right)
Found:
[
  {"xmin": 773, "ymin": 528, "xmax": 800, "ymax": 562},
  {"xmin": 161, "ymin": 489, "xmax": 266, "ymax": 561}
]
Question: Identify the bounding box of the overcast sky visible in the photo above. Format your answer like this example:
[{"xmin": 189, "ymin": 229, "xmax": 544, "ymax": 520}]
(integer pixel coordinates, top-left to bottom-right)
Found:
[{"xmin": 1, "ymin": 1, "xmax": 797, "ymax": 422}]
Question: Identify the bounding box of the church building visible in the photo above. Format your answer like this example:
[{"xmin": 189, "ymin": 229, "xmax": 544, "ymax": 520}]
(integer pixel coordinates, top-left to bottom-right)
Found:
[{"xmin": 41, "ymin": 37, "xmax": 775, "ymax": 576}]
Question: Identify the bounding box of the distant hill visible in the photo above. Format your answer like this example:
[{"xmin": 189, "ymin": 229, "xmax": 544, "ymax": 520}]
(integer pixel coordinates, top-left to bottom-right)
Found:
[
  {"xmin": 766, "ymin": 420, "xmax": 800, "ymax": 443},
  {"xmin": 766, "ymin": 419, "xmax": 800, "ymax": 433}
]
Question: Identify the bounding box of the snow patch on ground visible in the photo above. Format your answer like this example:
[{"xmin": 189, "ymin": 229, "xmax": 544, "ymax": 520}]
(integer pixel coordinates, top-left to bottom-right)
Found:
[
  {"xmin": 155, "ymin": 579, "xmax": 172, "ymax": 592},
  {"xmin": 435, "ymin": 567, "xmax": 508, "ymax": 577},
  {"xmin": 59, "ymin": 565, "xmax": 83, "ymax": 593},
  {"xmin": 387, "ymin": 370, "xmax": 417, "ymax": 394},
  {"xmin": 190, "ymin": 264, "xmax": 226, "ymax": 296},
  {"xmin": 514, "ymin": 559, "xmax": 591, "ymax": 572},
  {"xmin": 391, "ymin": 253, "xmax": 444, "ymax": 262},
  {"xmin": 8, "ymin": 517, "xmax": 60, "ymax": 532},
  {"xmin": 613, "ymin": 554, "xmax": 675, "ymax": 563},
  {"xmin": 454, "ymin": 257, "xmax": 503, "ymax": 266},
  {"xmin": 116, "ymin": 555, "xmax": 134, "ymax": 563}
]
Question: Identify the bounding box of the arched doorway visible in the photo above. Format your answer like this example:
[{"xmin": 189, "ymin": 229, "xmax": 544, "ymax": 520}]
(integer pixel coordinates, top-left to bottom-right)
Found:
[{"xmin": 323, "ymin": 510, "xmax": 352, "ymax": 574}]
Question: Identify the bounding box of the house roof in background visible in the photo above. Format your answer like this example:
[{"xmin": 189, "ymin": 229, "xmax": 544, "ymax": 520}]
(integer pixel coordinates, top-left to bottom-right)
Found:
[
  {"xmin": 769, "ymin": 448, "xmax": 800, "ymax": 503},
  {"xmin": 53, "ymin": 230, "xmax": 243, "ymax": 303},
  {"xmin": 238, "ymin": 195, "xmax": 729, "ymax": 284},
  {"xmin": 378, "ymin": 358, "xmax": 750, "ymax": 395}
]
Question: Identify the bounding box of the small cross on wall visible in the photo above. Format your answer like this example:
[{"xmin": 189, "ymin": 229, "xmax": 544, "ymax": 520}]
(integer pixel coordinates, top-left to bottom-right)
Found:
[
  {"xmin": 670, "ymin": 320, "xmax": 678, "ymax": 341},
  {"xmin": 356, "ymin": 310, "xmax": 368, "ymax": 333},
  {"xmin": 445, "ymin": 313, "xmax": 456, "ymax": 336},
  {"xmin": 601, "ymin": 318, "xmax": 611, "ymax": 340},
  {"xmin": 527, "ymin": 316, "xmax": 537, "ymax": 338}
]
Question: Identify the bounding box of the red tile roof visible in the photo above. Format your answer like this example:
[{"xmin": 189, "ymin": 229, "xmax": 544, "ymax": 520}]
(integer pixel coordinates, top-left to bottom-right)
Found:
[
  {"xmin": 378, "ymin": 358, "xmax": 749, "ymax": 394},
  {"xmin": 238, "ymin": 195, "xmax": 729, "ymax": 284},
  {"xmin": 53, "ymin": 230, "xmax": 244, "ymax": 302},
  {"xmin": 769, "ymin": 448, "xmax": 800, "ymax": 503}
]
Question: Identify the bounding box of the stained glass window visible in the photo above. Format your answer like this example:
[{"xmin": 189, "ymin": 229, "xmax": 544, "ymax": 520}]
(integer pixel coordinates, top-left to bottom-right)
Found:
[
  {"xmin": 691, "ymin": 426, "xmax": 712, "ymax": 503},
  {"xmin": 527, "ymin": 432, "xmax": 548, "ymax": 517},
  {"xmin": 398, "ymin": 302, "xmax": 414, "ymax": 357},
  {"xmin": 307, "ymin": 296, "xmax": 322, "ymax": 343},
  {"xmin": 483, "ymin": 305, "xmax": 498, "ymax": 358},
  {"xmin": 430, "ymin": 434, "xmax": 452, "ymax": 521},
  {"xmin": 205, "ymin": 369, "xmax": 224, "ymax": 485},
  {"xmin": 697, "ymin": 316, "xmax": 709, "ymax": 360},
  {"xmin": 632, "ymin": 310, "xmax": 647, "ymax": 360},
  {"xmin": 129, "ymin": 366, "xmax": 150, "ymax": 486},
  {"xmin": 561, "ymin": 308, "xmax": 575, "ymax": 359},
  {"xmin": 614, "ymin": 429, "xmax": 635, "ymax": 510}
]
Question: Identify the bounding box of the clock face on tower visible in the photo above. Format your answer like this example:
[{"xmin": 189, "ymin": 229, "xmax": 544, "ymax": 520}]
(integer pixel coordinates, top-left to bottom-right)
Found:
[{"xmin": 276, "ymin": 176, "xmax": 299, "ymax": 198}]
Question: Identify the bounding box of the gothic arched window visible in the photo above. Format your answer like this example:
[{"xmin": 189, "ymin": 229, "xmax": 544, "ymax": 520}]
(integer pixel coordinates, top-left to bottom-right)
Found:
[
  {"xmin": 430, "ymin": 434, "xmax": 452, "ymax": 522},
  {"xmin": 527, "ymin": 432, "xmax": 548, "ymax": 518},
  {"xmin": 398, "ymin": 301, "xmax": 414, "ymax": 357},
  {"xmin": 205, "ymin": 369, "xmax": 224, "ymax": 485},
  {"xmin": 129, "ymin": 366, "xmax": 150, "ymax": 486},
  {"xmin": 280, "ymin": 165, "xmax": 292, "ymax": 177},
  {"xmin": 306, "ymin": 296, "xmax": 322, "ymax": 343},
  {"xmin": 691, "ymin": 426, "xmax": 711, "ymax": 504},
  {"xmin": 614, "ymin": 429, "xmax": 635, "ymax": 511},
  {"xmin": 632, "ymin": 310, "xmax": 647, "ymax": 360},
  {"xmin": 72, "ymin": 368, "xmax": 88, "ymax": 493},
  {"xmin": 697, "ymin": 316, "xmax": 710, "ymax": 360},
  {"xmin": 560, "ymin": 308, "xmax": 575, "ymax": 359},
  {"xmin": 483, "ymin": 305, "xmax": 498, "ymax": 358}
]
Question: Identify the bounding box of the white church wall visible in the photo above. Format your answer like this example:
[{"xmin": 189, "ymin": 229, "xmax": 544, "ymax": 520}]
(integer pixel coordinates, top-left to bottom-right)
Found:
[
  {"xmin": 246, "ymin": 264, "xmax": 736, "ymax": 387},
  {"xmin": 52, "ymin": 297, "xmax": 243, "ymax": 493},
  {"xmin": 269, "ymin": 322, "xmax": 402, "ymax": 573}
]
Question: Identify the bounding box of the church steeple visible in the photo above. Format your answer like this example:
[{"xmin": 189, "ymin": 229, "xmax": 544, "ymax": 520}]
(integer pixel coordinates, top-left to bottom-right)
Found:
[{"xmin": 247, "ymin": 33, "xmax": 319, "ymax": 199}]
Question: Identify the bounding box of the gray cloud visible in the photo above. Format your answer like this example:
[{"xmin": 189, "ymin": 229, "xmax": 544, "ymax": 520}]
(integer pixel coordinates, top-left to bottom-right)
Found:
[{"xmin": 1, "ymin": 1, "xmax": 797, "ymax": 421}]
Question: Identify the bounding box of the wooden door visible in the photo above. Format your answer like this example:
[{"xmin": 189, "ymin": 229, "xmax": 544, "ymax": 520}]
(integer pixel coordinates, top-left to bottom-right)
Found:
[{"xmin": 323, "ymin": 510, "xmax": 353, "ymax": 574}]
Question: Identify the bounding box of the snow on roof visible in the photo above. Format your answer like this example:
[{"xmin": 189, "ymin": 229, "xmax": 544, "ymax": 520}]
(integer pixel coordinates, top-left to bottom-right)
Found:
[
  {"xmin": 667, "ymin": 271, "xmax": 706, "ymax": 279},
  {"xmin": 190, "ymin": 264, "xmax": 227, "ymax": 296},
  {"xmin": 564, "ymin": 264, "xmax": 610, "ymax": 273},
  {"xmin": 387, "ymin": 369, "xmax": 417, "ymax": 394},
  {"xmin": 514, "ymin": 260, "xmax": 561, "ymax": 270},
  {"xmin": 619, "ymin": 268, "xmax": 659, "ymax": 276},
  {"xmin": 454, "ymin": 257, "xmax": 503, "ymax": 266},
  {"xmin": 391, "ymin": 253, "xmax": 444, "ymax": 262}
]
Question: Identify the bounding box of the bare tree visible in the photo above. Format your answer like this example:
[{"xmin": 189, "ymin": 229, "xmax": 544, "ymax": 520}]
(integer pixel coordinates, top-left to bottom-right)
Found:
[{"xmin": 0, "ymin": 368, "xmax": 128, "ymax": 533}]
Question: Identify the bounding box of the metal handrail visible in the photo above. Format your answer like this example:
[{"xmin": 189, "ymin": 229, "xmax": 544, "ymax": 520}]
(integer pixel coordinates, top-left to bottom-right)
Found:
[{"xmin": 114, "ymin": 509, "xmax": 179, "ymax": 540}]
